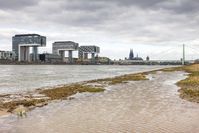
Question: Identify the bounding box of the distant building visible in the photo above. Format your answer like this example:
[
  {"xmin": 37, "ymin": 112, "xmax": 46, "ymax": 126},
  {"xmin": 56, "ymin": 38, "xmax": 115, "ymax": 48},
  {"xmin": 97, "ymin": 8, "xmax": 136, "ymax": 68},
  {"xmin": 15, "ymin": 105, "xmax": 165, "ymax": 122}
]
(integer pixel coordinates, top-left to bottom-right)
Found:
[
  {"xmin": 78, "ymin": 46, "xmax": 100, "ymax": 62},
  {"xmin": 146, "ymin": 56, "xmax": 150, "ymax": 61},
  {"xmin": 0, "ymin": 51, "xmax": 16, "ymax": 60},
  {"xmin": 12, "ymin": 34, "xmax": 46, "ymax": 62},
  {"xmin": 129, "ymin": 49, "xmax": 134, "ymax": 60},
  {"xmin": 52, "ymin": 41, "xmax": 79, "ymax": 63},
  {"xmin": 128, "ymin": 49, "xmax": 143, "ymax": 61},
  {"xmin": 39, "ymin": 53, "xmax": 62, "ymax": 63},
  {"xmin": 98, "ymin": 57, "xmax": 112, "ymax": 64}
]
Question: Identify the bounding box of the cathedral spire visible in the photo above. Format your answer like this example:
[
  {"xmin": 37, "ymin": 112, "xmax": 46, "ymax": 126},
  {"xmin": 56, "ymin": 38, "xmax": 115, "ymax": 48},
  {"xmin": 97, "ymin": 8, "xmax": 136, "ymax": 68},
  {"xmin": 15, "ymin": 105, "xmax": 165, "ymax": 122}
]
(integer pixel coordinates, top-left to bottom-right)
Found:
[{"xmin": 129, "ymin": 49, "xmax": 134, "ymax": 60}]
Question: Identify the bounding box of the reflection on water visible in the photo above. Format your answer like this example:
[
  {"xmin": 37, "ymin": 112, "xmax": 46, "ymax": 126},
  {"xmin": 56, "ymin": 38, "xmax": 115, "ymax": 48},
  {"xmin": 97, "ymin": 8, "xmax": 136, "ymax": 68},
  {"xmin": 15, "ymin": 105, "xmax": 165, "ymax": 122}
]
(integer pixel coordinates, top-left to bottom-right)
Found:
[
  {"xmin": 0, "ymin": 65, "xmax": 167, "ymax": 94},
  {"xmin": 1, "ymin": 71, "xmax": 199, "ymax": 133}
]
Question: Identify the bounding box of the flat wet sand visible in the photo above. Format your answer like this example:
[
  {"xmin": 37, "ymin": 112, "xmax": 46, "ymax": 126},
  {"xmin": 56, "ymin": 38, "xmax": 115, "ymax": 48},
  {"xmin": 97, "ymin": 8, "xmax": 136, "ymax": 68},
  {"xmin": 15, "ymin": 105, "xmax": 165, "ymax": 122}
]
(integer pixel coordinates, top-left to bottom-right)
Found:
[
  {"xmin": 1, "ymin": 71, "xmax": 199, "ymax": 133},
  {"xmin": 0, "ymin": 109, "xmax": 9, "ymax": 116}
]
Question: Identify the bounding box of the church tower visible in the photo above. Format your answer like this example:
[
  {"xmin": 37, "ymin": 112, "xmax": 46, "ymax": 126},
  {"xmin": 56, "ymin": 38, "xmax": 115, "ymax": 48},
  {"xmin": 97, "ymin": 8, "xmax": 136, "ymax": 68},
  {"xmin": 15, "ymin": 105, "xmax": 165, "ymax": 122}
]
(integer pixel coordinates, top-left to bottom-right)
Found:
[{"xmin": 129, "ymin": 49, "xmax": 134, "ymax": 60}]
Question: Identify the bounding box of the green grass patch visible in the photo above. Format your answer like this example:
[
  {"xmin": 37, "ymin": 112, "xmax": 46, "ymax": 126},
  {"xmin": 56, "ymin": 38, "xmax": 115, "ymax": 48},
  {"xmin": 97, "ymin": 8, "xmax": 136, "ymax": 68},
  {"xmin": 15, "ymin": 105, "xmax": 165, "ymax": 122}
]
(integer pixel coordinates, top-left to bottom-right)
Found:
[
  {"xmin": 178, "ymin": 76, "xmax": 199, "ymax": 86},
  {"xmin": 181, "ymin": 88, "xmax": 199, "ymax": 97},
  {"xmin": 176, "ymin": 64, "xmax": 199, "ymax": 103},
  {"xmin": 88, "ymin": 73, "xmax": 148, "ymax": 85},
  {"xmin": 108, "ymin": 74, "xmax": 148, "ymax": 85},
  {"xmin": 40, "ymin": 84, "xmax": 105, "ymax": 100},
  {"xmin": 179, "ymin": 87, "xmax": 199, "ymax": 103}
]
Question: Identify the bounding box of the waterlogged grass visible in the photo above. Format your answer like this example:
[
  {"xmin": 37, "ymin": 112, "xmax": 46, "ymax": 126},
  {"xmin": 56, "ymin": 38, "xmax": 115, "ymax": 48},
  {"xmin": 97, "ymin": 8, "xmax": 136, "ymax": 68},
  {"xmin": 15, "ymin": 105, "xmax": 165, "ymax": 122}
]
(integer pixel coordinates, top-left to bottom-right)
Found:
[
  {"xmin": 40, "ymin": 84, "xmax": 105, "ymax": 100},
  {"xmin": 180, "ymin": 88, "xmax": 199, "ymax": 97},
  {"xmin": 109, "ymin": 74, "xmax": 148, "ymax": 84},
  {"xmin": 0, "ymin": 85, "xmax": 104, "ymax": 113},
  {"xmin": 179, "ymin": 88, "xmax": 199, "ymax": 102},
  {"xmin": 88, "ymin": 73, "xmax": 148, "ymax": 85},
  {"xmin": 38, "ymin": 73, "xmax": 148, "ymax": 101},
  {"xmin": 176, "ymin": 64, "xmax": 199, "ymax": 103},
  {"xmin": 40, "ymin": 73, "xmax": 148, "ymax": 101},
  {"xmin": 160, "ymin": 67, "xmax": 184, "ymax": 72},
  {"xmin": 2, "ymin": 99, "xmax": 47, "ymax": 112},
  {"xmin": 178, "ymin": 76, "xmax": 199, "ymax": 86},
  {"xmin": 0, "ymin": 72, "xmax": 147, "ymax": 114}
]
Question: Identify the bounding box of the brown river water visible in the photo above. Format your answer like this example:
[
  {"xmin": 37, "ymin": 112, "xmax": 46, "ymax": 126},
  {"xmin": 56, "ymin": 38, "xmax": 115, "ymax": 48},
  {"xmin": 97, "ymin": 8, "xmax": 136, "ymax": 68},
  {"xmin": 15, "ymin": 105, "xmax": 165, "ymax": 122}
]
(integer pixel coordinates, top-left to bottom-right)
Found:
[{"xmin": 0, "ymin": 71, "xmax": 199, "ymax": 133}]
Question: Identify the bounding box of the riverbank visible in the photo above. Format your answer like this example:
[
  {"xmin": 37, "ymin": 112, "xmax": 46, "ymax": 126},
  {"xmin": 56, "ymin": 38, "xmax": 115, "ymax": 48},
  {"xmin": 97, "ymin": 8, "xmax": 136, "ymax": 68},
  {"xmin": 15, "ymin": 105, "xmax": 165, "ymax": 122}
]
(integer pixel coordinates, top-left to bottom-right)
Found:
[
  {"xmin": 0, "ymin": 64, "xmax": 198, "ymax": 117},
  {"xmin": 0, "ymin": 59, "xmax": 190, "ymax": 65}
]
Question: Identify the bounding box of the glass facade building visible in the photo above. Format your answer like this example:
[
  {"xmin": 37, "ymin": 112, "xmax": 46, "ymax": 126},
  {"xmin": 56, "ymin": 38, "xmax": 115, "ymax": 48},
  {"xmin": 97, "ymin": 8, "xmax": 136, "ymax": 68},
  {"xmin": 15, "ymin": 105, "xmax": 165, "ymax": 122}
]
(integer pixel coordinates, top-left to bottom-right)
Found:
[{"xmin": 12, "ymin": 34, "xmax": 46, "ymax": 61}]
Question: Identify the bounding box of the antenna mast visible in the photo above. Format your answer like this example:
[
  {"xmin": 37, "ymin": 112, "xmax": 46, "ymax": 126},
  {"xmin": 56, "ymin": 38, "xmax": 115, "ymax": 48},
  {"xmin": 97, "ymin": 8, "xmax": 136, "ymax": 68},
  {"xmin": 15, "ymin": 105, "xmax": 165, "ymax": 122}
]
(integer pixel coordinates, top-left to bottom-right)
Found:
[{"xmin": 182, "ymin": 44, "xmax": 185, "ymax": 65}]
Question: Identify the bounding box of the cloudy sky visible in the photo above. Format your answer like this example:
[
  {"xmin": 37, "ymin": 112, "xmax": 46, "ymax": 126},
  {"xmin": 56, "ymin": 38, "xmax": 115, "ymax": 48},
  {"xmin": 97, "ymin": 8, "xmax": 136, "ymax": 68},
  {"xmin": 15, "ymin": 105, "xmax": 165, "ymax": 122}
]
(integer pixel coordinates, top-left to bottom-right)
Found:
[{"xmin": 0, "ymin": 0, "xmax": 199, "ymax": 60}]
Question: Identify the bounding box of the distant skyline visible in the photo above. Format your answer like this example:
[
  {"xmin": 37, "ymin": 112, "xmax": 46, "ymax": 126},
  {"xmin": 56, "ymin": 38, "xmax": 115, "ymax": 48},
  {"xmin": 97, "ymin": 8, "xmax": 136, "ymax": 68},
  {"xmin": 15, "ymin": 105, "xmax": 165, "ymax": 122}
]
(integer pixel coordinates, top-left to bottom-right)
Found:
[{"xmin": 0, "ymin": 0, "xmax": 199, "ymax": 60}]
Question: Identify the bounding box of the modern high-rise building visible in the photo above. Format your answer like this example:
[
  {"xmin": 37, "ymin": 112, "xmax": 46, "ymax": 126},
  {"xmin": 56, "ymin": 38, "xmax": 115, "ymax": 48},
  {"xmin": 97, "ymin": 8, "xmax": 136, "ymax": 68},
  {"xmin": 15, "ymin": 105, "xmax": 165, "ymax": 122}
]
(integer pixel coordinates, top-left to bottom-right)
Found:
[
  {"xmin": 52, "ymin": 41, "xmax": 79, "ymax": 63},
  {"xmin": 78, "ymin": 46, "xmax": 100, "ymax": 61},
  {"xmin": 12, "ymin": 34, "xmax": 46, "ymax": 62}
]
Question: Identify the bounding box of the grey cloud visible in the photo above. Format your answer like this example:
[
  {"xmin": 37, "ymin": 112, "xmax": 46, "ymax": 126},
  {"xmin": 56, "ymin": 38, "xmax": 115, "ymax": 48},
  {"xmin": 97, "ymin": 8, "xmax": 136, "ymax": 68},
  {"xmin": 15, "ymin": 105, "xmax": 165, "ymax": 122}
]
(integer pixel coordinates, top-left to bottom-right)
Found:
[
  {"xmin": 114, "ymin": 0, "xmax": 199, "ymax": 14},
  {"xmin": 60, "ymin": 0, "xmax": 107, "ymax": 12},
  {"xmin": 20, "ymin": 0, "xmax": 114, "ymax": 27},
  {"xmin": 0, "ymin": 0, "xmax": 39, "ymax": 10},
  {"xmin": 9, "ymin": 0, "xmax": 197, "ymax": 28},
  {"xmin": 156, "ymin": 0, "xmax": 199, "ymax": 14},
  {"xmin": 68, "ymin": 0, "xmax": 161, "ymax": 8},
  {"xmin": 109, "ymin": 0, "xmax": 161, "ymax": 7}
]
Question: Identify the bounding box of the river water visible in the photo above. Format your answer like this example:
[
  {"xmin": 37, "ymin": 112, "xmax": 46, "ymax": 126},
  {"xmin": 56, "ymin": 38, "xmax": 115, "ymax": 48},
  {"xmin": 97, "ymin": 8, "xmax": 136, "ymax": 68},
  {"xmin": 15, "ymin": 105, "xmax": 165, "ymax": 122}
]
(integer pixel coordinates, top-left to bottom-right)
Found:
[{"xmin": 0, "ymin": 65, "xmax": 168, "ymax": 94}]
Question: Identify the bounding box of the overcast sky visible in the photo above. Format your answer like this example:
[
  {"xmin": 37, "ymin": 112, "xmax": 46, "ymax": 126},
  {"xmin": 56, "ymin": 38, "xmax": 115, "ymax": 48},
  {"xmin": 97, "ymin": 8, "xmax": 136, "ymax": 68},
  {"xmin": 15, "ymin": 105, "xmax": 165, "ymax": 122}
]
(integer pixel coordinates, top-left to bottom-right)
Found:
[{"xmin": 0, "ymin": 0, "xmax": 199, "ymax": 60}]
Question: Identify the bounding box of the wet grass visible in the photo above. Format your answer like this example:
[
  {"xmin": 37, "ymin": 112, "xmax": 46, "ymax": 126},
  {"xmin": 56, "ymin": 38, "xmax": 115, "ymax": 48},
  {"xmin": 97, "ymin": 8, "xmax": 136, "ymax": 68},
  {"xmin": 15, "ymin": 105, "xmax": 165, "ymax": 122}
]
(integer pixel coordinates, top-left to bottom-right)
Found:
[
  {"xmin": 88, "ymin": 73, "xmax": 148, "ymax": 85},
  {"xmin": 108, "ymin": 74, "xmax": 148, "ymax": 84},
  {"xmin": 40, "ymin": 84, "xmax": 105, "ymax": 100},
  {"xmin": 2, "ymin": 99, "xmax": 47, "ymax": 112},
  {"xmin": 179, "ymin": 87, "xmax": 199, "ymax": 103},
  {"xmin": 180, "ymin": 88, "xmax": 199, "ymax": 97},
  {"xmin": 175, "ymin": 64, "xmax": 199, "ymax": 103},
  {"xmin": 178, "ymin": 76, "xmax": 199, "ymax": 86},
  {"xmin": 0, "ymin": 84, "xmax": 104, "ymax": 113},
  {"xmin": 160, "ymin": 67, "xmax": 184, "ymax": 72}
]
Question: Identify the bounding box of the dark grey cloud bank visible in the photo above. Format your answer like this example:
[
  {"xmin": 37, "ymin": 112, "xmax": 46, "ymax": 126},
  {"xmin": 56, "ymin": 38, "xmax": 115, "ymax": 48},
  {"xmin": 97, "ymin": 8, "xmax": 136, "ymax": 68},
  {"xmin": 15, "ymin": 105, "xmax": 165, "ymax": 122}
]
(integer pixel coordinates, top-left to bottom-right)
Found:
[
  {"xmin": 0, "ymin": 0, "xmax": 199, "ymax": 59},
  {"xmin": 0, "ymin": 0, "xmax": 39, "ymax": 10}
]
